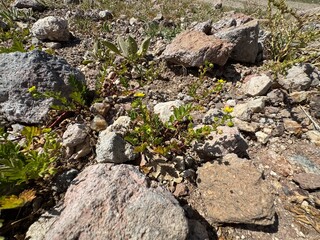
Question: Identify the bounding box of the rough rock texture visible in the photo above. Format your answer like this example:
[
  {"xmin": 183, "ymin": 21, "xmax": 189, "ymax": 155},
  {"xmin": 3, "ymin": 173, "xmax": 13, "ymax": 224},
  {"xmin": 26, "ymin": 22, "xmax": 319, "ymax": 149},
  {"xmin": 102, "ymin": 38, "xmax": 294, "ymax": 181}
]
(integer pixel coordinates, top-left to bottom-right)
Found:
[
  {"xmin": 62, "ymin": 123, "xmax": 91, "ymax": 159},
  {"xmin": 154, "ymin": 100, "xmax": 184, "ymax": 123},
  {"xmin": 31, "ymin": 16, "xmax": 71, "ymax": 42},
  {"xmin": 214, "ymin": 20, "xmax": 259, "ymax": 63},
  {"xmin": 27, "ymin": 164, "xmax": 189, "ymax": 240},
  {"xmin": 0, "ymin": 50, "xmax": 84, "ymax": 124},
  {"xmin": 13, "ymin": 0, "xmax": 46, "ymax": 11},
  {"xmin": 193, "ymin": 126, "xmax": 248, "ymax": 159},
  {"xmin": 161, "ymin": 30, "xmax": 233, "ymax": 67},
  {"xmin": 293, "ymin": 172, "xmax": 320, "ymax": 190},
  {"xmin": 0, "ymin": 19, "xmax": 9, "ymax": 31},
  {"xmin": 96, "ymin": 131, "xmax": 136, "ymax": 163},
  {"xmin": 278, "ymin": 63, "xmax": 320, "ymax": 91},
  {"xmin": 194, "ymin": 154, "xmax": 275, "ymax": 225},
  {"xmin": 244, "ymin": 74, "xmax": 273, "ymax": 96}
]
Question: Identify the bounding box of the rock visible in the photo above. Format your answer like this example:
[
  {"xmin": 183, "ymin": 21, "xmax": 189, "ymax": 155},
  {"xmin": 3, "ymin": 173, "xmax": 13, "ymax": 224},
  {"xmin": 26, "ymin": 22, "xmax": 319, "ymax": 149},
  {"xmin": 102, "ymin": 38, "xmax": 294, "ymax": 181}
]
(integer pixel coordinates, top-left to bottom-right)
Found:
[
  {"xmin": 293, "ymin": 173, "xmax": 320, "ymax": 190},
  {"xmin": 62, "ymin": 123, "xmax": 91, "ymax": 159},
  {"xmin": 161, "ymin": 30, "xmax": 233, "ymax": 67},
  {"xmin": 278, "ymin": 63, "xmax": 319, "ymax": 91},
  {"xmin": 283, "ymin": 119, "xmax": 302, "ymax": 135},
  {"xmin": 244, "ymin": 74, "xmax": 273, "ymax": 96},
  {"xmin": 255, "ymin": 131, "xmax": 269, "ymax": 144},
  {"xmin": 193, "ymin": 126, "xmax": 248, "ymax": 159},
  {"xmin": 306, "ymin": 130, "xmax": 320, "ymax": 146},
  {"xmin": 98, "ymin": 10, "xmax": 113, "ymax": 20},
  {"xmin": 0, "ymin": 50, "xmax": 84, "ymax": 124},
  {"xmin": 154, "ymin": 100, "xmax": 184, "ymax": 123},
  {"xmin": 187, "ymin": 220, "xmax": 210, "ymax": 240},
  {"xmin": 90, "ymin": 115, "xmax": 107, "ymax": 131},
  {"xmin": 289, "ymin": 91, "xmax": 309, "ymax": 103},
  {"xmin": 202, "ymin": 108, "xmax": 224, "ymax": 124},
  {"xmin": 214, "ymin": 20, "xmax": 259, "ymax": 63},
  {"xmin": 31, "ymin": 16, "xmax": 71, "ymax": 42},
  {"xmin": 27, "ymin": 164, "xmax": 189, "ymax": 239},
  {"xmin": 90, "ymin": 102, "xmax": 110, "ymax": 117},
  {"xmin": 96, "ymin": 131, "xmax": 136, "ymax": 163},
  {"xmin": 195, "ymin": 154, "xmax": 275, "ymax": 225},
  {"xmin": 64, "ymin": 0, "xmax": 80, "ymax": 4},
  {"xmin": 13, "ymin": 0, "xmax": 46, "ymax": 11},
  {"xmin": 106, "ymin": 116, "xmax": 132, "ymax": 135},
  {"xmin": 233, "ymin": 118, "xmax": 259, "ymax": 133},
  {"xmin": 191, "ymin": 20, "xmax": 212, "ymax": 34},
  {"xmin": 213, "ymin": 0, "xmax": 222, "ymax": 9},
  {"xmin": 231, "ymin": 103, "xmax": 252, "ymax": 121},
  {"xmin": 247, "ymin": 97, "xmax": 266, "ymax": 113},
  {"xmin": 173, "ymin": 183, "xmax": 188, "ymax": 197},
  {"xmin": 52, "ymin": 169, "xmax": 79, "ymax": 193},
  {"xmin": 267, "ymin": 89, "xmax": 285, "ymax": 106}
]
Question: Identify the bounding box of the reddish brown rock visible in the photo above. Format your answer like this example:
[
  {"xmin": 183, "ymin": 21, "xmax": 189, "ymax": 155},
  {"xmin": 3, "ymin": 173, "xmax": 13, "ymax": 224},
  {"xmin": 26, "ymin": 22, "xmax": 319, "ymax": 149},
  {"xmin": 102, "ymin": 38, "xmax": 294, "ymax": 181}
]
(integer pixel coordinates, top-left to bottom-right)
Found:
[
  {"xmin": 193, "ymin": 154, "xmax": 275, "ymax": 225},
  {"xmin": 161, "ymin": 30, "xmax": 233, "ymax": 67},
  {"xmin": 293, "ymin": 172, "xmax": 320, "ymax": 190}
]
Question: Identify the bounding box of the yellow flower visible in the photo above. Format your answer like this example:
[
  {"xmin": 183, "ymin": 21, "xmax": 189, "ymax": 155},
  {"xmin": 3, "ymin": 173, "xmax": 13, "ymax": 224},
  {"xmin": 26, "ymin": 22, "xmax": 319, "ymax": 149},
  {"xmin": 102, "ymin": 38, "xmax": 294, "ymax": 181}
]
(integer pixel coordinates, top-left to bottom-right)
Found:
[
  {"xmin": 134, "ymin": 92, "xmax": 145, "ymax": 98},
  {"xmin": 224, "ymin": 106, "xmax": 234, "ymax": 113},
  {"xmin": 218, "ymin": 79, "xmax": 225, "ymax": 83},
  {"xmin": 28, "ymin": 86, "xmax": 37, "ymax": 93}
]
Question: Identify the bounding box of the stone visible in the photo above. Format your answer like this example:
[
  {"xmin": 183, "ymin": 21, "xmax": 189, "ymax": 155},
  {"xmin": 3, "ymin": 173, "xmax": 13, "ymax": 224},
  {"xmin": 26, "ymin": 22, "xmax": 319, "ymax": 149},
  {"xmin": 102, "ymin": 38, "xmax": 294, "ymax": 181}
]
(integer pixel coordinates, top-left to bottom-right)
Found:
[
  {"xmin": 244, "ymin": 74, "xmax": 273, "ymax": 96},
  {"xmin": 161, "ymin": 30, "xmax": 233, "ymax": 67},
  {"xmin": 98, "ymin": 10, "xmax": 113, "ymax": 20},
  {"xmin": 247, "ymin": 97, "xmax": 266, "ymax": 113},
  {"xmin": 154, "ymin": 100, "xmax": 184, "ymax": 123},
  {"xmin": 293, "ymin": 173, "xmax": 320, "ymax": 190},
  {"xmin": 233, "ymin": 118, "xmax": 259, "ymax": 133},
  {"xmin": 27, "ymin": 164, "xmax": 189, "ymax": 239},
  {"xmin": 255, "ymin": 131, "xmax": 269, "ymax": 144},
  {"xmin": 0, "ymin": 50, "xmax": 84, "ymax": 124},
  {"xmin": 106, "ymin": 116, "xmax": 132, "ymax": 135},
  {"xmin": 187, "ymin": 220, "xmax": 210, "ymax": 240},
  {"xmin": 267, "ymin": 89, "xmax": 285, "ymax": 106},
  {"xmin": 214, "ymin": 20, "xmax": 259, "ymax": 63},
  {"xmin": 13, "ymin": 0, "xmax": 46, "ymax": 11},
  {"xmin": 231, "ymin": 103, "xmax": 252, "ymax": 121},
  {"xmin": 195, "ymin": 154, "xmax": 275, "ymax": 225},
  {"xmin": 62, "ymin": 123, "xmax": 91, "ymax": 159},
  {"xmin": 278, "ymin": 63, "xmax": 319, "ymax": 91},
  {"xmin": 191, "ymin": 20, "xmax": 212, "ymax": 35},
  {"xmin": 64, "ymin": 0, "xmax": 80, "ymax": 3},
  {"xmin": 31, "ymin": 16, "xmax": 71, "ymax": 42},
  {"xmin": 52, "ymin": 169, "xmax": 79, "ymax": 193},
  {"xmin": 96, "ymin": 131, "xmax": 136, "ymax": 163},
  {"xmin": 193, "ymin": 126, "xmax": 248, "ymax": 159},
  {"xmin": 289, "ymin": 91, "xmax": 309, "ymax": 103},
  {"xmin": 202, "ymin": 108, "xmax": 223, "ymax": 124},
  {"xmin": 283, "ymin": 119, "xmax": 302, "ymax": 135},
  {"xmin": 306, "ymin": 130, "xmax": 320, "ymax": 146},
  {"xmin": 90, "ymin": 102, "xmax": 110, "ymax": 117},
  {"xmin": 90, "ymin": 115, "xmax": 107, "ymax": 131}
]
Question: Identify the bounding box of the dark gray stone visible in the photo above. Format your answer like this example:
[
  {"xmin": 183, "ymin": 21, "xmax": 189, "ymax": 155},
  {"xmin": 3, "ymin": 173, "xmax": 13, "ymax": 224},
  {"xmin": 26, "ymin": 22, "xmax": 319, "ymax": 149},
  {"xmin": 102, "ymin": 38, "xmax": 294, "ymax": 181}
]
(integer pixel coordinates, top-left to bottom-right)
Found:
[
  {"xmin": 0, "ymin": 50, "xmax": 85, "ymax": 124},
  {"xmin": 13, "ymin": 0, "xmax": 46, "ymax": 11}
]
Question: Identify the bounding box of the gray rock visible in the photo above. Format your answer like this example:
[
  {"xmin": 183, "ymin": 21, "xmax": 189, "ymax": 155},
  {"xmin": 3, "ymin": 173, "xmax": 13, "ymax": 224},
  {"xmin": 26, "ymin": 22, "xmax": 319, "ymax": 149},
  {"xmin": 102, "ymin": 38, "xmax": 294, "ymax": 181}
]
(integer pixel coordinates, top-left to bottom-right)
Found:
[
  {"xmin": 279, "ymin": 63, "xmax": 319, "ymax": 91},
  {"xmin": 96, "ymin": 131, "xmax": 136, "ymax": 163},
  {"xmin": 191, "ymin": 20, "xmax": 212, "ymax": 35},
  {"xmin": 248, "ymin": 97, "xmax": 266, "ymax": 113},
  {"xmin": 202, "ymin": 108, "xmax": 223, "ymax": 124},
  {"xmin": 193, "ymin": 126, "xmax": 248, "ymax": 159},
  {"xmin": 306, "ymin": 130, "xmax": 320, "ymax": 146},
  {"xmin": 161, "ymin": 30, "xmax": 233, "ymax": 67},
  {"xmin": 267, "ymin": 89, "xmax": 285, "ymax": 106},
  {"xmin": 90, "ymin": 115, "xmax": 107, "ymax": 131},
  {"xmin": 293, "ymin": 172, "xmax": 320, "ymax": 190},
  {"xmin": 194, "ymin": 154, "xmax": 275, "ymax": 225},
  {"xmin": 214, "ymin": 20, "xmax": 259, "ymax": 63},
  {"xmin": 52, "ymin": 169, "xmax": 79, "ymax": 193},
  {"xmin": 0, "ymin": 50, "xmax": 84, "ymax": 124},
  {"xmin": 64, "ymin": 0, "xmax": 80, "ymax": 4},
  {"xmin": 244, "ymin": 74, "xmax": 273, "ymax": 96},
  {"xmin": 27, "ymin": 164, "xmax": 189, "ymax": 239},
  {"xmin": 31, "ymin": 16, "xmax": 71, "ymax": 42},
  {"xmin": 187, "ymin": 220, "xmax": 210, "ymax": 240},
  {"xmin": 231, "ymin": 103, "xmax": 252, "ymax": 121},
  {"xmin": 233, "ymin": 118, "xmax": 259, "ymax": 133},
  {"xmin": 154, "ymin": 100, "xmax": 184, "ymax": 123},
  {"xmin": 106, "ymin": 116, "xmax": 132, "ymax": 135},
  {"xmin": 13, "ymin": 0, "xmax": 46, "ymax": 11},
  {"xmin": 255, "ymin": 131, "xmax": 269, "ymax": 144}
]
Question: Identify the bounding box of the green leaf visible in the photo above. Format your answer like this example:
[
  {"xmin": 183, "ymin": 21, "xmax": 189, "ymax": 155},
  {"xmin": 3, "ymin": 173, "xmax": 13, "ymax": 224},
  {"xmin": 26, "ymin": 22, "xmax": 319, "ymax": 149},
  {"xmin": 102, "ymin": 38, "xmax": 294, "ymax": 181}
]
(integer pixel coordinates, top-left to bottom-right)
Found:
[
  {"xmin": 137, "ymin": 37, "xmax": 151, "ymax": 57},
  {"xmin": 118, "ymin": 36, "xmax": 129, "ymax": 58},
  {"xmin": 127, "ymin": 35, "xmax": 138, "ymax": 59},
  {"xmin": 102, "ymin": 40, "xmax": 121, "ymax": 55}
]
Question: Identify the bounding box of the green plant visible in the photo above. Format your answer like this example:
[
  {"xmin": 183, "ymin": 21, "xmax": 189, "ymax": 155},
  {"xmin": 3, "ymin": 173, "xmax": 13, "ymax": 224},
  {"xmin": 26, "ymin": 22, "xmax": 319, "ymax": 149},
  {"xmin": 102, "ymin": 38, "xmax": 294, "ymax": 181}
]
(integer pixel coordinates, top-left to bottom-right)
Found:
[
  {"xmin": 0, "ymin": 126, "xmax": 60, "ymax": 189},
  {"xmin": 266, "ymin": 0, "xmax": 320, "ymax": 73},
  {"xmin": 29, "ymin": 75, "xmax": 92, "ymax": 111},
  {"xmin": 104, "ymin": 35, "xmax": 151, "ymax": 63}
]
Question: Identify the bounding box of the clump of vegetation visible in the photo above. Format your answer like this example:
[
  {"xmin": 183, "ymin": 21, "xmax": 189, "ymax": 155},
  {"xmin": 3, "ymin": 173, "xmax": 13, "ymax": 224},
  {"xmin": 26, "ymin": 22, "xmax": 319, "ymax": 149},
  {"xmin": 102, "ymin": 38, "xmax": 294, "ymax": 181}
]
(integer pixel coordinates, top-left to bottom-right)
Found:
[{"xmin": 265, "ymin": 0, "xmax": 320, "ymax": 74}]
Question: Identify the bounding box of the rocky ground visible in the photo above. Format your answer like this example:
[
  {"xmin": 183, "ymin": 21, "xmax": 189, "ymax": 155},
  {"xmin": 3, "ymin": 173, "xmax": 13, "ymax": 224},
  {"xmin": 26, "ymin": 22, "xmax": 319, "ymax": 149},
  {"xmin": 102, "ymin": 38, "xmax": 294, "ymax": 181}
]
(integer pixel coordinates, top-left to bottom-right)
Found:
[{"xmin": 0, "ymin": 0, "xmax": 320, "ymax": 240}]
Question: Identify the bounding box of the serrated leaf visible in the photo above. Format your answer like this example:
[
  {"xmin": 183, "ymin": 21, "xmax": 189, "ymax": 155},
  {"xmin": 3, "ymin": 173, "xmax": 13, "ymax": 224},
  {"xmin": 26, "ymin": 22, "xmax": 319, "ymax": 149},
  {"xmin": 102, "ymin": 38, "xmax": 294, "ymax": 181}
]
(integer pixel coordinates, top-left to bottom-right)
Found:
[
  {"xmin": 0, "ymin": 189, "xmax": 36, "ymax": 210},
  {"xmin": 103, "ymin": 40, "xmax": 121, "ymax": 56},
  {"xmin": 137, "ymin": 37, "xmax": 151, "ymax": 57}
]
